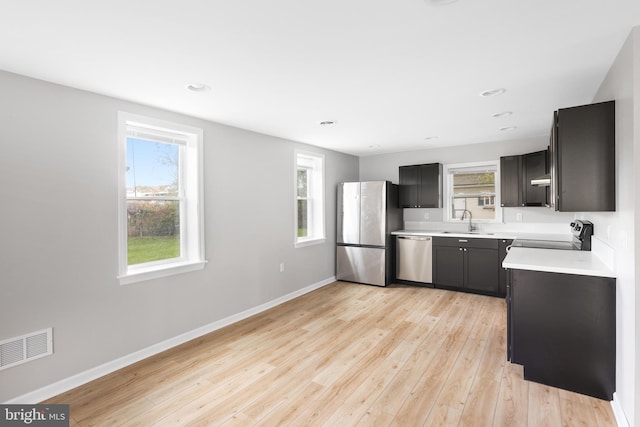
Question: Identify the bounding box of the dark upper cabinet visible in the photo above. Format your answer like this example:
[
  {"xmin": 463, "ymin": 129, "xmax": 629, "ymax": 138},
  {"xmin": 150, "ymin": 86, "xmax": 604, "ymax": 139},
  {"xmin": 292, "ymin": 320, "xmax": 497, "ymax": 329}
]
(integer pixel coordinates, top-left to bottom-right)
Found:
[
  {"xmin": 399, "ymin": 165, "xmax": 419, "ymax": 208},
  {"xmin": 500, "ymin": 151, "xmax": 547, "ymax": 207},
  {"xmin": 500, "ymin": 155, "xmax": 522, "ymax": 207},
  {"xmin": 399, "ymin": 163, "xmax": 442, "ymax": 208},
  {"xmin": 522, "ymin": 150, "xmax": 548, "ymax": 206},
  {"xmin": 553, "ymin": 100, "xmax": 615, "ymax": 212}
]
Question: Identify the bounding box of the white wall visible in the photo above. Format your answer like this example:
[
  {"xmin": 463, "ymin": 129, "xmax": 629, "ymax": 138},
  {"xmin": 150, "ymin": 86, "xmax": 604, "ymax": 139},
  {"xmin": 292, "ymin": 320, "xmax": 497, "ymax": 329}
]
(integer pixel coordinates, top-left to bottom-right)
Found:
[
  {"xmin": 589, "ymin": 26, "xmax": 639, "ymax": 427},
  {"xmin": 360, "ymin": 137, "xmax": 577, "ymax": 234},
  {"xmin": 359, "ymin": 26, "xmax": 640, "ymax": 425},
  {"xmin": 359, "ymin": 137, "xmax": 548, "ymax": 183},
  {"xmin": 0, "ymin": 70, "xmax": 359, "ymax": 402}
]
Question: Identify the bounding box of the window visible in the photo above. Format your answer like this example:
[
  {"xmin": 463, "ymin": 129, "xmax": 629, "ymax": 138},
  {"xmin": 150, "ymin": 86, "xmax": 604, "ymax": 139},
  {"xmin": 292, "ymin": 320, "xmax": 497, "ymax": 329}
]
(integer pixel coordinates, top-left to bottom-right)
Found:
[
  {"xmin": 444, "ymin": 161, "xmax": 501, "ymax": 223},
  {"xmin": 295, "ymin": 151, "xmax": 325, "ymax": 247},
  {"xmin": 117, "ymin": 112, "xmax": 205, "ymax": 284},
  {"xmin": 477, "ymin": 196, "xmax": 495, "ymax": 207}
]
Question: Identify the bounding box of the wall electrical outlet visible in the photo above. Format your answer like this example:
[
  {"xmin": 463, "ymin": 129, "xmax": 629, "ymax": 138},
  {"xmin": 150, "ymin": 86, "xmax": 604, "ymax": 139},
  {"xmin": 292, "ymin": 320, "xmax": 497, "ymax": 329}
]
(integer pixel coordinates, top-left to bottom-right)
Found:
[
  {"xmin": 424, "ymin": 212, "xmax": 430, "ymax": 220},
  {"xmin": 516, "ymin": 212, "xmax": 523, "ymax": 222},
  {"xmin": 279, "ymin": 262, "xmax": 285, "ymax": 273}
]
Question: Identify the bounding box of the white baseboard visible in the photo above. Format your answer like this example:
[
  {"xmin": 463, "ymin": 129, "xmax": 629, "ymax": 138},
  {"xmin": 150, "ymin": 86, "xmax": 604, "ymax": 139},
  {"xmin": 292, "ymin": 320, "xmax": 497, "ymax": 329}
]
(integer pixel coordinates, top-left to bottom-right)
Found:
[
  {"xmin": 5, "ymin": 277, "xmax": 336, "ymax": 404},
  {"xmin": 611, "ymin": 392, "xmax": 630, "ymax": 427}
]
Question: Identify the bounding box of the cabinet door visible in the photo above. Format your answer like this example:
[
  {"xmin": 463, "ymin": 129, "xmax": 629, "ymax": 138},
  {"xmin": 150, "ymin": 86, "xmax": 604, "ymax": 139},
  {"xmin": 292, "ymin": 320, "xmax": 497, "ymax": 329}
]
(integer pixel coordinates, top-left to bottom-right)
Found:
[
  {"xmin": 418, "ymin": 163, "xmax": 442, "ymax": 208},
  {"xmin": 556, "ymin": 101, "xmax": 615, "ymax": 212},
  {"xmin": 399, "ymin": 165, "xmax": 419, "ymax": 208},
  {"xmin": 464, "ymin": 247, "xmax": 500, "ymax": 293},
  {"xmin": 511, "ymin": 269, "xmax": 615, "ymax": 400},
  {"xmin": 433, "ymin": 245, "xmax": 464, "ymax": 288},
  {"xmin": 498, "ymin": 239, "xmax": 513, "ymax": 296},
  {"xmin": 522, "ymin": 150, "xmax": 547, "ymax": 206},
  {"xmin": 500, "ymin": 155, "xmax": 522, "ymax": 207}
]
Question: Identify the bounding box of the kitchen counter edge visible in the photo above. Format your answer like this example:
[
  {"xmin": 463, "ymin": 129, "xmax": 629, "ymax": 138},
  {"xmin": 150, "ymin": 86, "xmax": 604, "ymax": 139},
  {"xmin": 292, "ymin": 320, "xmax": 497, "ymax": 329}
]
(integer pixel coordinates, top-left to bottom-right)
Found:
[
  {"xmin": 391, "ymin": 230, "xmax": 570, "ymax": 241},
  {"xmin": 503, "ymin": 247, "xmax": 615, "ymax": 278}
]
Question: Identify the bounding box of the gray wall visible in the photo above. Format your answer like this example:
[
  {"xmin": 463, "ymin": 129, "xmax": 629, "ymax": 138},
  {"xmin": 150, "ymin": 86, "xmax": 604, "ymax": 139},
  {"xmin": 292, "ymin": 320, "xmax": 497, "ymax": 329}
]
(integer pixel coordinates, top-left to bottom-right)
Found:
[
  {"xmin": 590, "ymin": 26, "xmax": 639, "ymax": 426},
  {"xmin": 0, "ymin": 70, "xmax": 359, "ymax": 402}
]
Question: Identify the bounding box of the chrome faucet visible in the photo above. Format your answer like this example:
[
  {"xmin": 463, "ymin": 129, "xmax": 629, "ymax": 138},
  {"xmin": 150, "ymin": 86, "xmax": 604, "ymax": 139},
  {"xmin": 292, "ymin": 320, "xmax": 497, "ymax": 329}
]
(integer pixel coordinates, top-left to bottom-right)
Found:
[{"xmin": 461, "ymin": 209, "xmax": 477, "ymax": 232}]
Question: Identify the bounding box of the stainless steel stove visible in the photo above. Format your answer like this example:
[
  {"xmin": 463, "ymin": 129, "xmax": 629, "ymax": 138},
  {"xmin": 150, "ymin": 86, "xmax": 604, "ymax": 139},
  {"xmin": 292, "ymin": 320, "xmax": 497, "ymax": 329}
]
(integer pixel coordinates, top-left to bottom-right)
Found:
[{"xmin": 510, "ymin": 220, "xmax": 594, "ymax": 251}]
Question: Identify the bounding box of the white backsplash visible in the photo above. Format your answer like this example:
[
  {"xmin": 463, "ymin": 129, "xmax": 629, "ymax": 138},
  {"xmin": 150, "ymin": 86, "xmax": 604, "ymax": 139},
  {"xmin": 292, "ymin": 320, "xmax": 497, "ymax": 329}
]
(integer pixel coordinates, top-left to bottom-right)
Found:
[
  {"xmin": 403, "ymin": 206, "xmax": 578, "ymax": 236},
  {"xmin": 591, "ymin": 235, "xmax": 615, "ymax": 272}
]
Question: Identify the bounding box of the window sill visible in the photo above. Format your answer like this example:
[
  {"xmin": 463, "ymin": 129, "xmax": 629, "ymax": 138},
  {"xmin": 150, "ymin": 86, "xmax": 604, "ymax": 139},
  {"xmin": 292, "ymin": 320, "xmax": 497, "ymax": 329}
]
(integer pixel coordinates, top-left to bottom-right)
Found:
[
  {"xmin": 118, "ymin": 260, "xmax": 207, "ymax": 285},
  {"xmin": 295, "ymin": 237, "xmax": 326, "ymax": 248}
]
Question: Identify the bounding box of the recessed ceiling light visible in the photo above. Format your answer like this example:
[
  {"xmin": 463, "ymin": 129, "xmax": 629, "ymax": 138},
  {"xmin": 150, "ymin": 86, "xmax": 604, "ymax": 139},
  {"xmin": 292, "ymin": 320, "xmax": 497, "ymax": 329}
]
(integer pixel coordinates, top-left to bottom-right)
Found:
[
  {"xmin": 500, "ymin": 126, "xmax": 518, "ymax": 132},
  {"xmin": 319, "ymin": 121, "xmax": 335, "ymax": 126},
  {"xmin": 368, "ymin": 144, "xmax": 380, "ymax": 148},
  {"xmin": 424, "ymin": 136, "xmax": 438, "ymax": 141},
  {"xmin": 480, "ymin": 88, "xmax": 506, "ymax": 97},
  {"xmin": 492, "ymin": 111, "xmax": 513, "ymax": 118},
  {"xmin": 185, "ymin": 83, "xmax": 210, "ymax": 93}
]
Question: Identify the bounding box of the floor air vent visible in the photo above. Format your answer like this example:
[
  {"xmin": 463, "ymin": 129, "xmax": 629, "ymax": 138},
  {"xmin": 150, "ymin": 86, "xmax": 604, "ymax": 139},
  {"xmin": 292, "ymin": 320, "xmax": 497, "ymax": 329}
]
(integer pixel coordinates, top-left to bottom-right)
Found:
[{"xmin": 0, "ymin": 328, "xmax": 53, "ymax": 371}]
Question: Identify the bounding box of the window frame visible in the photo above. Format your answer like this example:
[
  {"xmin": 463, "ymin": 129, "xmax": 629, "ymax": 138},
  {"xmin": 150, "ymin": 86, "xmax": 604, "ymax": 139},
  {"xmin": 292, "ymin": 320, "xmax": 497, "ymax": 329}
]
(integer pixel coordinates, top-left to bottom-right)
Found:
[
  {"xmin": 117, "ymin": 112, "xmax": 206, "ymax": 285},
  {"xmin": 443, "ymin": 160, "xmax": 502, "ymax": 224},
  {"xmin": 294, "ymin": 150, "xmax": 325, "ymax": 247}
]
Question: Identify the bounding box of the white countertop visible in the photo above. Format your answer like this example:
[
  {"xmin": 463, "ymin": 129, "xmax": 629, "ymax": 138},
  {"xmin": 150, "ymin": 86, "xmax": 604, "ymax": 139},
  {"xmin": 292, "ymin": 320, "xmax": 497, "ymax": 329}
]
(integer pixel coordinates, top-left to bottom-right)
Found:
[
  {"xmin": 392, "ymin": 229, "xmax": 572, "ymax": 241},
  {"xmin": 502, "ymin": 247, "xmax": 615, "ymax": 278}
]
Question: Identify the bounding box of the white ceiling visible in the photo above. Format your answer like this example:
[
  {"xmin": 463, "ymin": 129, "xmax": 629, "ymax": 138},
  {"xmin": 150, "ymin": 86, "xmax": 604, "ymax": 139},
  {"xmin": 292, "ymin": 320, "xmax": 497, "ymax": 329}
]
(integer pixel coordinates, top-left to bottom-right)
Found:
[{"xmin": 1, "ymin": 0, "xmax": 639, "ymax": 156}]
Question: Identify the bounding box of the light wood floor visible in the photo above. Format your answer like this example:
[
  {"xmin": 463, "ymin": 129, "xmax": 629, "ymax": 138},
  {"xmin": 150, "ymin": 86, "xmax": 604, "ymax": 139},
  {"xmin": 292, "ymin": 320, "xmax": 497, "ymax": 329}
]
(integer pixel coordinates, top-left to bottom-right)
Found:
[{"xmin": 45, "ymin": 282, "xmax": 617, "ymax": 426}]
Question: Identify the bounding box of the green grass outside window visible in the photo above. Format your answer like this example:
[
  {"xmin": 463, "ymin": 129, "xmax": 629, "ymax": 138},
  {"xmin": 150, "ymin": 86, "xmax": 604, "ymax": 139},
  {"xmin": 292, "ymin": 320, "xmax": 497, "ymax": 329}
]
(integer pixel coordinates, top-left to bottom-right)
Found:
[{"xmin": 128, "ymin": 235, "xmax": 180, "ymax": 265}]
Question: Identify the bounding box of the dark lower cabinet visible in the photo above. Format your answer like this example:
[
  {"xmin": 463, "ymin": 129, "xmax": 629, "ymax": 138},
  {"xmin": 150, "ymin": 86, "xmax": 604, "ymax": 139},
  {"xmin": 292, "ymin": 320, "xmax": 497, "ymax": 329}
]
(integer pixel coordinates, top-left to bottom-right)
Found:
[
  {"xmin": 433, "ymin": 245, "xmax": 465, "ymax": 288},
  {"xmin": 498, "ymin": 239, "xmax": 513, "ymax": 296},
  {"xmin": 509, "ymin": 269, "xmax": 615, "ymax": 400},
  {"xmin": 433, "ymin": 237, "xmax": 500, "ymax": 295},
  {"xmin": 465, "ymin": 248, "xmax": 500, "ymax": 293}
]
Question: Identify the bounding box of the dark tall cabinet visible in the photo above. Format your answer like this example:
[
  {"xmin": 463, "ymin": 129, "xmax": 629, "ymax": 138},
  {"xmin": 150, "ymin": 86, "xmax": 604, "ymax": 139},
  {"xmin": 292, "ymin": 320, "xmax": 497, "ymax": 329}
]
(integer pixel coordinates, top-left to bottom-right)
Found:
[
  {"xmin": 552, "ymin": 100, "xmax": 615, "ymax": 211},
  {"xmin": 399, "ymin": 163, "xmax": 442, "ymax": 208}
]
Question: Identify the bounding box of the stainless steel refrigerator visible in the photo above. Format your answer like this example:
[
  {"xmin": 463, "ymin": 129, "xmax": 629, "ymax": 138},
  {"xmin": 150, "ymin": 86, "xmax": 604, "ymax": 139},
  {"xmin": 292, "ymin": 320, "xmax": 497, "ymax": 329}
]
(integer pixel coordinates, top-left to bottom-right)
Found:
[{"xmin": 336, "ymin": 181, "xmax": 402, "ymax": 287}]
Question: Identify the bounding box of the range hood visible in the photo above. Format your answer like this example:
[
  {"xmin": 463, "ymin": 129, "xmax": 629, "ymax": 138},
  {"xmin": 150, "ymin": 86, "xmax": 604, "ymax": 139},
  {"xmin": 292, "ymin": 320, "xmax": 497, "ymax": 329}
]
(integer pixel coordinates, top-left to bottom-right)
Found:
[{"xmin": 531, "ymin": 174, "xmax": 551, "ymax": 186}]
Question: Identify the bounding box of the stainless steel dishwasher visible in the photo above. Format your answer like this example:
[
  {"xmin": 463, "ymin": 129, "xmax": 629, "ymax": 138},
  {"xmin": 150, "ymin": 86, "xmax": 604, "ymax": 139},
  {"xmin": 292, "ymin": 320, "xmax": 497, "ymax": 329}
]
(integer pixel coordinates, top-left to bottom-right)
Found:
[{"xmin": 396, "ymin": 235, "xmax": 432, "ymax": 283}]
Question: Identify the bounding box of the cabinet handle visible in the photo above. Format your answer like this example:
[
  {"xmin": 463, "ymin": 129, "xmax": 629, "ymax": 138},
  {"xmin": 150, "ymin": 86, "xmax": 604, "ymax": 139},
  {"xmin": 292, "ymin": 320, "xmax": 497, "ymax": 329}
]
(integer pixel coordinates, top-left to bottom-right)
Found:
[
  {"xmin": 459, "ymin": 248, "xmax": 462, "ymax": 251},
  {"xmin": 458, "ymin": 239, "xmax": 468, "ymax": 243},
  {"xmin": 464, "ymin": 248, "xmax": 467, "ymax": 252}
]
